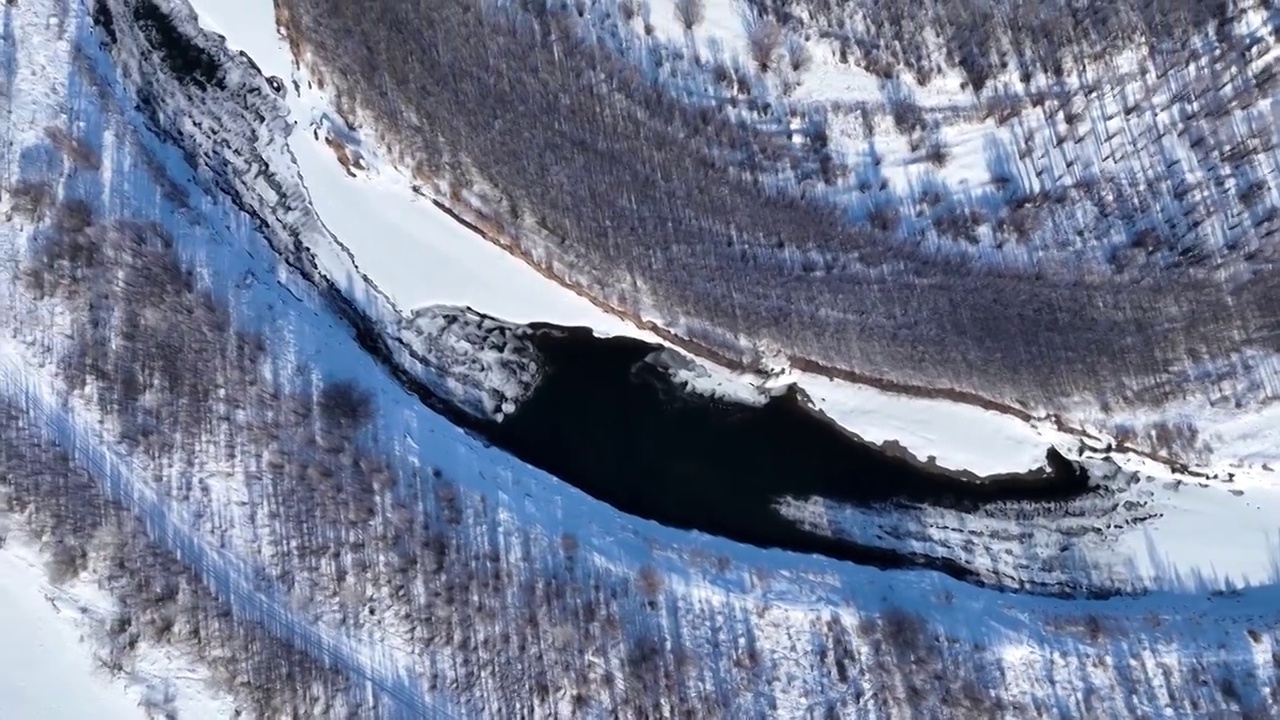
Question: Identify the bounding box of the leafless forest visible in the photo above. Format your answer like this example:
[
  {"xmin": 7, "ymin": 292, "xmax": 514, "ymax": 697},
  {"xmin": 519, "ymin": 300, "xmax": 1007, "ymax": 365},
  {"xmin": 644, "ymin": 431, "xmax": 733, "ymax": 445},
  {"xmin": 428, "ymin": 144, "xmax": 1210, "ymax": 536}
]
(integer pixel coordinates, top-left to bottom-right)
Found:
[
  {"xmin": 755, "ymin": 0, "xmax": 1248, "ymax": 92},
  {"xmin": 0, "ymin": 0, "xmax": 1278, "ymax": 713},
  {"xmin": 9, "ymin": 203, "xmax": 1276, "ymax": 715},
  {"xmin": 6, "ymin": 176, "xmax": 1020, "ymax": 718},
  {"xmin": 274, "ymin": 0, "xmax": 1280, "ymax": 411}
]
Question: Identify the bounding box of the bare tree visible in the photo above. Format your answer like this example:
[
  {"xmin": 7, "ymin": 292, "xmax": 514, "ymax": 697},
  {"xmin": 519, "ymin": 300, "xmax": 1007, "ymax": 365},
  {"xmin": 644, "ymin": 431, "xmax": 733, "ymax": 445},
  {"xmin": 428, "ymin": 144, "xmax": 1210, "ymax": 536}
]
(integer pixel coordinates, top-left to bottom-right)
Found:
[
  {"xmin": 10, "ymin": 180, "xmax": 55, "ymax": 221},
  {"xmin": 747, "ymin": 17, "xmax": 783, "ymax": 71},
  {"xmin": 674, "ymin": 0, "xmax": 704, "ymax": 31},
  {"xmin": 54, "ymin": 197, "xmax": 95, "ymax": 234},
  {"xmin": 786, "ymin": 34, "xmax": 812, "ymax": 73},
  {"xmin": 44, "ymin": 126, "xmax": 102, "ymax": 171},
  {"xmin": 924, "ymin": 122, "xmax": 950, "ymax": 166},
  {"xmin": 317, "ymin": 379, "xmax": 375, "ymax": 431},
  {"xmin": 636, "ymin": 563, "xmax": 664, "ymax": 601},
  {"xmin": 886, "ymin": 82, "xmax": 925, "ymax": 135}
]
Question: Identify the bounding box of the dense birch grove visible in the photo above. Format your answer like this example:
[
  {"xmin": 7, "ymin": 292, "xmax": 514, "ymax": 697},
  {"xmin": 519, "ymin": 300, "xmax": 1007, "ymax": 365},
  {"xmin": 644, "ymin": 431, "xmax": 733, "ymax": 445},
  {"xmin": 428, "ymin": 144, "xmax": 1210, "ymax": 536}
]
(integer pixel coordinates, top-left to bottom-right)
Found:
[{"xmin": 273, "ymin": 0, "xmax": 1280, "ymax": 409}]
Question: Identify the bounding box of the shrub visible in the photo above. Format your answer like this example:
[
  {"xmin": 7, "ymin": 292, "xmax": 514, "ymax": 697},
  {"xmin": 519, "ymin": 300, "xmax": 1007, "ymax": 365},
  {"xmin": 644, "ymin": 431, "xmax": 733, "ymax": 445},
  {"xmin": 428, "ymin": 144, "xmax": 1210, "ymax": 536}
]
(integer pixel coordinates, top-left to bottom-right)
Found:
[
  {"xmin": 924, "ymin": 123, "xmax": 950, "ymax": 166},
  {"xmin": 317, "ymin": 380, "xmax": 374, "ymax": 430},
  {"xmin": 11, "ymin": 180, "xmax": 55, "ymax": 221},
  {"xmin": 747, "ymin": 17, "xmax": 783, "ymax": 72},
  {"xmin": 45, "ymin": 540, "xmax": 87, "ymax": 584},
  {"xmin": 636, "ymin": 563, "xmax": 663, "ymax": 600},
  {"xmin": 868, "ymin": 202, "xmax": 901, "ymax": 233},
  {"xmin": 786, "ymin": 34, "xmax": 812, "ymax": 73},
  {"xmin": 887, "ymin": 88, "xmax": 925, "ymax": 135},
  {"xmin": 983, "ymin": 92, "xmax": 1025, "ymax": 125},
  {"xmin": 55, "ymin": 197, "xmax": 96, "ymax": 234}
]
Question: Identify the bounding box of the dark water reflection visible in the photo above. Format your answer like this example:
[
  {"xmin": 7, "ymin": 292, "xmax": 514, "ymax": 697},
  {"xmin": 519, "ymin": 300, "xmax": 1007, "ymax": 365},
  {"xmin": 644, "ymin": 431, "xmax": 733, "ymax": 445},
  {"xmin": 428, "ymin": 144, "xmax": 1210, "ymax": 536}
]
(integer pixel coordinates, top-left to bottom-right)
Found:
[{"xmin": 486, "ymin": 327, "xmax": 1090, "ymax": 586}]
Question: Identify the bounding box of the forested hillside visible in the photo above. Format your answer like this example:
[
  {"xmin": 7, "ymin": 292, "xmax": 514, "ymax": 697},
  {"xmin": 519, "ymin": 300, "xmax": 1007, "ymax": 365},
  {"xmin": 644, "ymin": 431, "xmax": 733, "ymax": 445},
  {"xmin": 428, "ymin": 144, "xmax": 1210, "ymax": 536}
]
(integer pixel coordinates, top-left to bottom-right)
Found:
[
  {"xmin": 275, "ymin": 0, "xmax": 1280, "ymax": 416},
  {"xmin": 1, "ymin": 0, "xmax": 1278, "ymax": 716}
]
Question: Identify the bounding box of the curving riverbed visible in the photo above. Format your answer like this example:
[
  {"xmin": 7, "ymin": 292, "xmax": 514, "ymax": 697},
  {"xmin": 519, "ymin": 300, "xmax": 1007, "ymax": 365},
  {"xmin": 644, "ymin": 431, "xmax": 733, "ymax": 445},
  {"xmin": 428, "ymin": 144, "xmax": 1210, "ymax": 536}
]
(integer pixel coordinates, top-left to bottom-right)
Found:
[
  {"xmin": 483, "ymin": 326, "xmax": 1093, "ymax": 589},
  {"xmin": 90, "ymin": 0, "xmax": 1097, "ymax": 594}
]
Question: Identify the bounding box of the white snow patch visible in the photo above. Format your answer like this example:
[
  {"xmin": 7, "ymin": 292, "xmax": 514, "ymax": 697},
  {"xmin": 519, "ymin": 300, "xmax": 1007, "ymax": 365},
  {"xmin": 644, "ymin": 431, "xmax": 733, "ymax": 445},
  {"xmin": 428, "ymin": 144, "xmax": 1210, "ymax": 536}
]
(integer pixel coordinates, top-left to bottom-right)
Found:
[
  {"xmin": 644, "ymin": 0, "xmax": 751, "ymax": 56},
  {"xmin": 1210, "ymin": 404, "xmax": 1280, "ymax": 473},
  {"xmin": 188, "ymin": 0, "xmax": 662, "ymax": 338},
  {"xmin": 1117, "ymin": 479, "xmax": 1280, "ymax": 590},
  {"xmin": 645, "ymin": 347, "xmax": 778, "ymax": 406},
  {"xmin": 0, "ymin": 538, "xmax": 233, "ymax": 720},
  {"xmin": 0, "ymin": 546, "xmax": 145, "ymax": 720},
  {"xmin": 796, "ymin": 370, "xmax": 1062, "ymax": 475}
]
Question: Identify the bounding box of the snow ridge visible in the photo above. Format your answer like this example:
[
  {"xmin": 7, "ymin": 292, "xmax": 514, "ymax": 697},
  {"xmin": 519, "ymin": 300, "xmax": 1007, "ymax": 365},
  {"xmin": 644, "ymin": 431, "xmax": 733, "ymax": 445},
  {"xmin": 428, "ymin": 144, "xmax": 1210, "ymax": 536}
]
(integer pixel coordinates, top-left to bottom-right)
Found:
[{"xmin": 91, "ymin": 0, "xmax": 540, "ymax": 421}]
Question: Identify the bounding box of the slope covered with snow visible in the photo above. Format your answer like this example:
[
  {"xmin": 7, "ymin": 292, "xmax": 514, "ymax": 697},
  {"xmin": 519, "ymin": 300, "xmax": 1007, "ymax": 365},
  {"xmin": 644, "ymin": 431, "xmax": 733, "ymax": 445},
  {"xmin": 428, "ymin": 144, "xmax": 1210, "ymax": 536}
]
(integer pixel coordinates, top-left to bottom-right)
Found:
[
  {"xmin": 176, "ymin": 0, "xmax": 1076, "ymax": 478},
  {"xmin": 87, "ymin": 0, "xmax": 555, "ymax": 423},
  {"xmin": 0, "ymin": 537, "xmax": 238, "ymax": 719},
  {"xmin": 0, "ymin": 546, "xmax": 145, "ymax": 720},
  {"xmin": 190, "ymin": 0, "xmax": 1280, "ymax": 487},
  {"xmin": 0, "ymin": 0, "xmax": 1278, "ymax": 717}
]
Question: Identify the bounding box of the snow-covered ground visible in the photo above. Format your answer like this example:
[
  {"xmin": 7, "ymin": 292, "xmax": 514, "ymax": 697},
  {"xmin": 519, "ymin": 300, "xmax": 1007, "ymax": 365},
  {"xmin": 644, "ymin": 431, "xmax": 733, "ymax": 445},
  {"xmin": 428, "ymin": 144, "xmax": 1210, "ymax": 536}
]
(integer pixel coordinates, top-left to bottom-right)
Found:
[
  {"xmin": 1, "ymin": 1, "xmax": 1279, "ymax": 714},
  {"xmin": 796, "ymin": 369, "xmax": 1067, "ymax": 475},
  {"xmin": 654, "ymin": 356, "xmax": 1067, "ymax": 475},
  {"xmin": 183, "ymin": 0, "xmax": 1083, "ymax": 477},
  {"xmin": 1117, "ymin": 478, "xmax": 1280, "ymax": 589},
  {"xmin": 104, "ymin": 0, "xmax": 1280, "ymax": 598},
  {"xmin": 0, "ymin": 546, "xmax": 145, "ymax": 720},
  {"xmin": 0, "ymin": 537, "xmax": 237, "ymax": 720},
  {"xmin": 645, "ymin": 0, "xmax": 751, "ymax": 55},
  {"xmin": 779, "ymin": 453, "xmax": 1280, "ymax": 591}
]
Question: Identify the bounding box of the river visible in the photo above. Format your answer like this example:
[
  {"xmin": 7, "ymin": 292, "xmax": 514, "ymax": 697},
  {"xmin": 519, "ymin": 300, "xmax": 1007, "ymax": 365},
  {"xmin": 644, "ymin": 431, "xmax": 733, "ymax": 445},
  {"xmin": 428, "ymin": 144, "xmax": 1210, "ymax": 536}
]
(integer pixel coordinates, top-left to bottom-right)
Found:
[{"xmin": 480, "ymin": 325, "xmax": 1091, "ymax": 587}]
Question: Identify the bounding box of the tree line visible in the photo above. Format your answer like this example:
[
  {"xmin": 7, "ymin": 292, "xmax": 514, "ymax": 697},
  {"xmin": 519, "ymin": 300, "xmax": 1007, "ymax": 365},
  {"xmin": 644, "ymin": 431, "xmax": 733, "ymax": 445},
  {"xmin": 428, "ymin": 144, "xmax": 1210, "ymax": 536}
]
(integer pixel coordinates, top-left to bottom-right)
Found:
[
  {"xmin": 5, "ymin": 81, "xmax": 1277, "ymax": 714},
  {"xmin": 272, "ymin": 0, "xmax": 1277, "ymax": 411}
]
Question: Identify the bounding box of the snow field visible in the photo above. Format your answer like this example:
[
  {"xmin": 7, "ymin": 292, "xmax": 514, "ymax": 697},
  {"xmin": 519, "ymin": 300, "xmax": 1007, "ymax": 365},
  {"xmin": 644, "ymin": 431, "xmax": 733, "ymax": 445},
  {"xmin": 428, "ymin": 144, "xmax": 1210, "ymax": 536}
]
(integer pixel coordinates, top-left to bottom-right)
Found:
[
  {"xmin": 183, "ymin": 0, "xmax": 1098, "ymax": 478},
  {"xmin": 178, "ymin": 0, "xmax": 1280, "ymax": 596},
  {"xmin": 0, "ymin": 544, "xmax": 148, "ymax": 720},
  {"xmin": 2, "ymin": 0, "xmax": 1280, "ymax": 715}
]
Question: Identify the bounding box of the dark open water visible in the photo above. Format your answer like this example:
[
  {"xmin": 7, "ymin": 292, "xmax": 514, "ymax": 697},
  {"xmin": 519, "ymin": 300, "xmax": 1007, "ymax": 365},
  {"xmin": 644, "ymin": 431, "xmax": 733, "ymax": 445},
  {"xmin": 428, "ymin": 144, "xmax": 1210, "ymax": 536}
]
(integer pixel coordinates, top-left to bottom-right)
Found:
[
  {"xmin": 484, "ymin": 326, "xmax": 1090, "ymax": 586},
  {"xmin": 99, "ymin": 0, "xmax": 1090, "ymax": 590}
]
